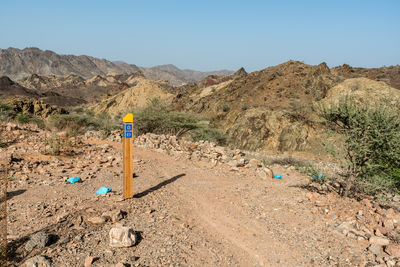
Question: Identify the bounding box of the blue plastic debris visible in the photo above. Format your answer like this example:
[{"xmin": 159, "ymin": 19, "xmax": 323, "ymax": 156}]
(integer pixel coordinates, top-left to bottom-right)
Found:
[
  {"xmin": 312, "ymin": 174, "xmax": 323, "ymax": 179},
  {"xmin": 96, "ymin": 186, "xmax": 112, "ymax": 195},
  {"xmin": 67, "ymin": 177, "xmax": 81, "ymax": 184},
  {"xmin": 273, "ymin": 174, "xmax": 282, "ymax": 179}
]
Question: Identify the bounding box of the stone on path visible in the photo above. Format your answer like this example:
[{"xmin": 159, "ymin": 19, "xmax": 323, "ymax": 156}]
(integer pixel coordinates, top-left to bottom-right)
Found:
[
  {"xmin": 109, "ymin": 226, "xmax": 137, "ymax": 248},
  {"xmin": 24, "ymin": 255, "xmax": 51, "ymax": 267},
  {"xmin": 385, "ymin": 244, "xmax": 400, "ymax": 257},
  {"xmin": 84, "ymin": 256, "xmax": 94, "ymax": 267},
  {"xmin": 87, "ymin": 216, "xmax": 106, "ymax": 225},
  {"xmin": 258, "ymin": 167, "xmax": 273, "ymax": 180},
  {"xmin": 25, "ymin": 232, "xmax": 51, "ymax": 251},
  {"xmin": 369, "ymin": 236, "xmax": 390, "ymax": 246}
]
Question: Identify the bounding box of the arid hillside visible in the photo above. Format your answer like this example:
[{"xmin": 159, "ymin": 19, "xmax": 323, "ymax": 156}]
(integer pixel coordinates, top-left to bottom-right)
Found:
[
  {"xmin": 91, "ymin": 76, "xmax": 175, "ymax": 116},
  {"xmin": 333, "ymin": 64, "xmax": 400, "ymax": 90},
  {"xmin": 171, "ymin": 61, "xmax": 400, "ymax": 152}
]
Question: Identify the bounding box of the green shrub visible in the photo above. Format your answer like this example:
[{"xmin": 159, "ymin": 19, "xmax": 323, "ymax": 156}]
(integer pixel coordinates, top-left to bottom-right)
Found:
[
  {"xmin": 48, "ymin": 113, "xmax": 100, "ymax": 136},
  {"xmin": 134, "ymin": 98, "xmax": 226, "ymax": 144},
  {"xmin": 241, "ymin": 104, "xmax": 248, "ymax": 111},
  {"xmin": 0, "ymin": 102, "xmax": 16, "ymax": 121},
  {"xmin": 221, "ymin": 103, "xmax": 230, "ymax": 112},
  {"xmin": 16, "ymin": 113, "xmax": 31, "ymax": 124},
  {"xmin": 48, "ymin": 112, "xmax": 120, "ymax": 137},
  {"xmin": 15, "ymin": 113, "xmax": 45, "ymax": 128},
  {"xmin": 320, "ymin": 97, "xmax": 400, "ymax": 196},
  {"xmin": 190, "ymin": 126, "xmax": 226, "ymax": 145}
]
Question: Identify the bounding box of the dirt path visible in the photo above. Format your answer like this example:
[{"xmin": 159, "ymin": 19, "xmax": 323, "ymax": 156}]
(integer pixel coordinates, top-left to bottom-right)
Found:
[
  {"xmin": 6, "ymin": 139, "xmax": 369, "ymax": 266},
  {"xmin": 129, "ymin": 146, "xmax": 365, "ymax": 266}
]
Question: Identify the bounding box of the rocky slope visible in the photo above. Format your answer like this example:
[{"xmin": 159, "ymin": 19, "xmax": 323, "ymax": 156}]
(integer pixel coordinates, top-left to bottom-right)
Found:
[
  {"xmin": 0, "ymin": 76, "xmax": 84, "ymax": 107},
  {"xmin": 172, "ymin": 61, "xmax": 336, "ymax": 151},
  {"xmin": 172, "ymin": 61, "xmax": 400, "ymax": 152},
  {"xmin": 91, "ymin": 76, "xmax": 175, "ymax": 116},
  {"xmin": 333, "ymin": 64, "xmax": 400, "ymax": 90},
  {"xmin": 0, "ymin": 47, "xmax": 233, "ymax": 86}
]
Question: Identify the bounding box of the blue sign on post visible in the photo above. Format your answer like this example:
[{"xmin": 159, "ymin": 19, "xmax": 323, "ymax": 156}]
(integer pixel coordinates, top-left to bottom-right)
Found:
[{"xmin": 123, "ymin": 123, "xmax": 133, "ymax": 139}]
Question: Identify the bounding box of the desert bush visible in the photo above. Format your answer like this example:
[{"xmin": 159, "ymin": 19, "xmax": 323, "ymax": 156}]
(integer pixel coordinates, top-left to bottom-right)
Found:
[
  {"xmin": 48, "ymin": 113, "xmax": 100, "ymax": 136},
  {"xmin": 16, "ymin": 113, "xmax": 45, "ymax": 128},
  {"xmin": 0, "ymin": 102, "xmax": 16, "ymax": 121},
  {"xmin": 221, "ymin": 103, "xmax": 230, "ymax": 112},
  {"xmin": 320, "ymin": 97, "xmax": 400, "ymax": 197},
  {"xmin": 135, "ymin": 98, "xmax": 226, "ymax": 144},
  {"xmin": 190, "ymin": 126, "xmax": 226, "ymax": 145},
  {"xmin": 241, "ymin": 104, "xmax": 249, "ymax": 111},
  {"xmin": 48, "ymin": 112, "xmax": 119, "ymax": 137}
]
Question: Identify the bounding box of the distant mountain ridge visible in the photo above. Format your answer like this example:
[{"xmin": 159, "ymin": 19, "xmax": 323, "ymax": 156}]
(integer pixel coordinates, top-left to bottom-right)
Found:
[{"xmin": 0, "ymin": 47, "xmax": 234, "ymax": 86}]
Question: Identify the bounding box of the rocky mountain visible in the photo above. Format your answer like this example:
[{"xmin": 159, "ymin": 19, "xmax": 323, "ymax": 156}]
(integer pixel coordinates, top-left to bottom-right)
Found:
[
  {"xmin": 0, "ymin": 76, "xmax": 85, "ymax": 106},
  {"xmin": 171, "ymin": 61, "xmax": 400, "ymax": 152},
  {"xmin": 141, "ymin": 64, "xmax": 233, "ymax": 86},
  {"xmin": 0, "ymin": 47, "xmax": 233, "ymax": 86},
  {"xmin": 332, "ymin": 64, "xmax": 400, "ymax": 90}
]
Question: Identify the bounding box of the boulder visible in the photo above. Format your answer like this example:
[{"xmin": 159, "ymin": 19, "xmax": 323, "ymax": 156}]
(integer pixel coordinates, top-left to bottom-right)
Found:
[
  {"xmin": 24, "ymin": 255, "xmax": 51, "ymax": 267},
  {"xmin": 109, "ymin": 226, "xmax": 137, "ymax": 248},
  {"xmin": 25, "ymin": 232, "xmax": 51, "ymax": 251}
]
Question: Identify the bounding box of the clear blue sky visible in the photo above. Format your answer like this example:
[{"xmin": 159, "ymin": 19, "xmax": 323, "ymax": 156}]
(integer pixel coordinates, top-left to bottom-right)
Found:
[{"xmin": 1, "ymin": 0, "xmax": 399, "ymax": 71}]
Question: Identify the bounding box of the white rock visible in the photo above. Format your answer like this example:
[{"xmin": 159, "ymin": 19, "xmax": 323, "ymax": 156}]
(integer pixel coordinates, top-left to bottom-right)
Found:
[{"xmin": 109, "ymin": 226, "xmax": 137, "ymax": 248}]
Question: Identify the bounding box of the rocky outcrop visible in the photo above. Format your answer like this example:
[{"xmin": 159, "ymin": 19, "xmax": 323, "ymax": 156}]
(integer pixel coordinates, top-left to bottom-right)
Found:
[{"xmin": 2, "ymin": 97, "xmax": 67, "ymax": 118}]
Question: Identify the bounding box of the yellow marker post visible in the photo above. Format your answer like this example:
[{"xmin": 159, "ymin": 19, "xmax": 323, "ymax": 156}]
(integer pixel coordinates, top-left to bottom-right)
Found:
[{"xmin": 122, "ymin": 113, "xmax": 134, "ymax": 199}]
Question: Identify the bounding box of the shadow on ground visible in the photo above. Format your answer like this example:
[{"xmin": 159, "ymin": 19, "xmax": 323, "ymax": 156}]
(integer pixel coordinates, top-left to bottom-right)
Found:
[{"xmin": 134, "ymin": 173, "xmax": 185, "ymax": 199}]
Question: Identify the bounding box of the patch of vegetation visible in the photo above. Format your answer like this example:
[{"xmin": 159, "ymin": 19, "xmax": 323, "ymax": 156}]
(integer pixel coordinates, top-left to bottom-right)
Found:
[
  {"xmin": 241, "ymin": 104, "xmax": 249, "ymax": 111},
  {"xmin": 43, "ymin": 134, "xmax": 78, "ymax": 156},
  {"xmin": 190, "ymin": 126, "xmax": 226, "ymax": 145},
  {"xmin": 320, "ymin": 97, "xmax": 400, "ymax": 197},
  {"xmin": 135, "ymin": 98, "xmax": 226, "ymax": 144},
  {"xmin": 48, "ymin": 111, "xmax": 119, "ymax": 137},
  {"xmin": 0, "ymin": 102, "xmax": 45, "ymax": 128},
  {"xmin": 15, "ymin": 113, "xmax": 45, "ymax": 128},
  {"xmin": 0, "ymin": 102, "xmax": 16, "ymax": 121},
  {"xmin": 221, "ymin": 103, "xmax": 230, "ymax": 112}
]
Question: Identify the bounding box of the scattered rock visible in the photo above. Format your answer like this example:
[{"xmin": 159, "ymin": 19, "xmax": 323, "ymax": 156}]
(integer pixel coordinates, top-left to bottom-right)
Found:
[
  {"xmin": 87, "ymin": 216, "xmax": 107, "ymax": 225},
  {"xmin": 369, "ymin": 236, "xmax": 390, "ymax": 246},
  {"xmin": 385, "ymin": 244, "xmax": 400, "ymax": 257},
  {"xmin": 258, "ymin": 167, "xmax": 273, "ymax": 180},
  {"xmin": 109, "ymin": 226, "xmax": 137, "ymax": 248},
  {"xmin": 84, "ymin": 256, "xmax": 94, "ymax": 267},
  {"xmin": 368, "ymin": 244, "xmax": 382, "ymax": 255},
  {"xmin": 24, "ymin": 255, "xmax": 51, "ymax": 267},
  {"xmin": 25, "ymin": 232, "xmax": 51, "ymax": 251},
  {"xmin": 246, "ymin": 158, "xmax": 262, "ymax": 169}
]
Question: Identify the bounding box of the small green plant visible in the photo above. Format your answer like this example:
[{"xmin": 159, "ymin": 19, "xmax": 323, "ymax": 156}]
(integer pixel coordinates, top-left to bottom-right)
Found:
[
  {"xmin": 241, "ymin": 104, "xmax": 248, "ymax": 111},
  {"xmin": 221, "ymin": 103, "xmax": 230, "ymax": 112},
  {"xmin": 16, "ymin": 113, "xmax": 30, "ymax": 124}
]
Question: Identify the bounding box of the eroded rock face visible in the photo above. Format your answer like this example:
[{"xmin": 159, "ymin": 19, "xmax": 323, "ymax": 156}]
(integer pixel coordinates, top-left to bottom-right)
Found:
[
  {"xmin": 3, "ymin": 97, "xmax": 67, "ymax": 118},
  {"xmin": 224, "ymin": 108, "xmax": 313, "ymax": 151}
]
